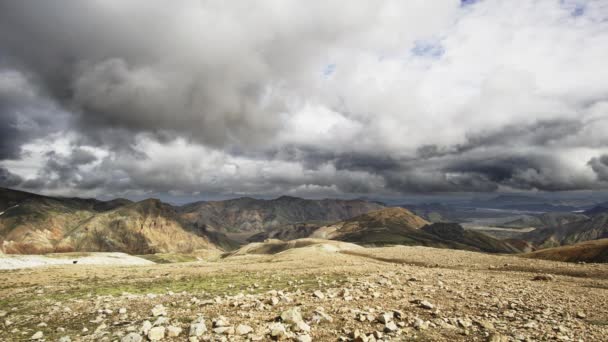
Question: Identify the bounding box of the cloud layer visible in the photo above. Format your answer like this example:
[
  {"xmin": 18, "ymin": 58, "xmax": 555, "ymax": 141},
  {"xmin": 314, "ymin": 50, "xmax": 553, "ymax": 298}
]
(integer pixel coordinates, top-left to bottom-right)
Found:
[{"xmin": 1, "ymin": 0, "xmax": 608, "ymax": 199}]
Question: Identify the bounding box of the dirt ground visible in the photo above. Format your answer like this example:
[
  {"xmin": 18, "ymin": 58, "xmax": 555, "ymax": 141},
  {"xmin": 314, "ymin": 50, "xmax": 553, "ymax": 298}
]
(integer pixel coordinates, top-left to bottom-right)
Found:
[{"xmin": 1, "ymin": 243, "xmax": 607, "ymax": 341}]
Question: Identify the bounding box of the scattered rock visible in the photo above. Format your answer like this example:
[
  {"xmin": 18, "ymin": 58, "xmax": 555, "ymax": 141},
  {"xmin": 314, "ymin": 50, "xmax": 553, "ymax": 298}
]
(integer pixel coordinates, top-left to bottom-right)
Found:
[
  {"xmin": 148, "ymin": 326, "xmax": 165, "ymax": 341},
  {"xmin": 313, "ymin": 290, "xmax": 325, "ymax": 299},
  {"xmin": 167, "ymin": 325, "xmax": 182, "ymax": 337},
  {"xmin": 151, "ymin": 304, "xmax": 167, "ymax": 317},
  {"xmin": 31, "ymin": 331, "xmax": 43, "ymax": 340},
  {"xmin": 296, "ymin": 334, "xmax": 312, "ymax": 342},
  {"xmin": 420, "ymin": 300, "xmax": 434, "ymax": 310},
  {"xmin": 269, "ymin": 322, "xmax": 287, "ymax": 338},
  {"xmin": 141, "ymin": 320, "xmax": 152, "ymax": 335},
  {"xmin": 235, "ymin": 324, "xmax": 253, "ymax": 335},
  {"xmin": 384, "ymin": 321, "xmax": 398, "ymax": 332},
  {"xmin": 189, "ymin": 317, "xmax": 207, "ymax": 337},
  {"xmin": 280, "ymin": 307, "xmax": 304, "ymax": 325}
]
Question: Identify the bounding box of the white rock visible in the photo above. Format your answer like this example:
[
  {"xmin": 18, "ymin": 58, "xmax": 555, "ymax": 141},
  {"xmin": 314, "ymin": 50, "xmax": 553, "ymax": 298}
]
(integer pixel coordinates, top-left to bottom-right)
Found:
[
  {"xmin": 151, "ymin": 304, "xmax": 167, "ymax": 317},
  {"xmin": 269, "ymin": 322, "xmax": 287, "ymax": 338},
  {"xmin": 148, "ymin": 326, "xmax": 165, "ymax": 341},
  {"xmin": 384, "ymin": 321, "xmax": 398, "ymax": 332},
  {"xmin": 213, "ymin": 316, "xmax": 230, "ymax": 327},
  {"xmin": 280, "ymin": 307, "xmax": 303, "ymax": 324},
  {"xmin": 420, "ymin": 301, "xmax": 434, "ymax": 310},
  {"xmin": 235, "ymin": 324, "xmax": 253, "ymax": 335},
  {"xmin": 297, "ymin": 334, "xmax": 312, "ymax": 342},
  {"xmin": 141, "ymin": 320, "xmax": 152, "ymax": 334},
  {"xmin": 167, "ymin": 326, "xmax": 182, "ymax": 337},
  {"xmin": 31, "ymin": 331, "xmax": 43, "ymax": 340},
  {"xmin": 189, "ymin": 317, "xmax": 207, "ymax": 337}
]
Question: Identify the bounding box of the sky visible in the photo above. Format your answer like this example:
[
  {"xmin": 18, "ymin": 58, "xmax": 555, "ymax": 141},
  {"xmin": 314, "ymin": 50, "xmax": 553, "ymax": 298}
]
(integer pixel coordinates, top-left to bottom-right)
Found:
[{"xmin": 1, "ymin": 0, "xmax": 608, "ymax": 202}]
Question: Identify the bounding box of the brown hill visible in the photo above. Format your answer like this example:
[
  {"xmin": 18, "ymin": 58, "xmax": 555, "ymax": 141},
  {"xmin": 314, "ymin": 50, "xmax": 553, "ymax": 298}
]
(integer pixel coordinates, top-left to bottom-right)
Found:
[
  {"xmin": 0, "ymin": 188, "xmax": 230, "ymax": 254},
  {"xmin": 522, "ymin": 239, "xmax": 608, "ymax": 263},
  {"xmin": 310, "ymin": 208, "xmax": 521, "ymax": 253},
  {"xmin": 61, "ymin": 199, "xmax": 221, "ymax": 254}
]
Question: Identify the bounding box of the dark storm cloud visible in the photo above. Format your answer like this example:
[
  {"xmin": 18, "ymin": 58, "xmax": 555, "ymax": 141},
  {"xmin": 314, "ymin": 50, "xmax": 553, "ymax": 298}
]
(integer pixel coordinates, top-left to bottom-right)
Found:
[
  {"xmin": 0, "ymin": 69, "xmax": 69, "ymax": 160},
  {"xmin": 0, "ymin": 167, "xmax": 22, "ymax": 187},
  {"xmin": 416, "ymin": 119, "xmax": 585, "ymax": 160},
  {"xmin": 589, "ymin": 155, "xmax": 608, "ymax": 182}
]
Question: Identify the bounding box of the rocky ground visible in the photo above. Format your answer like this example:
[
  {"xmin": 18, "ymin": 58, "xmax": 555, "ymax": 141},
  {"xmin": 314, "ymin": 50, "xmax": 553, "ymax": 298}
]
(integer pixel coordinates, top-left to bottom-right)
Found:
[{"xmin": 0, "ymin": 242, "xmax": 607, "ymax": 341}]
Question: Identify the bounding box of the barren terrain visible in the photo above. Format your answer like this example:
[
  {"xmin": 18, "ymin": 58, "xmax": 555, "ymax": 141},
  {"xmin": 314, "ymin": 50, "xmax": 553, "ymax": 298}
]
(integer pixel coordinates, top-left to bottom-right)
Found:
[{"xmin": 1, "ymin": 240, "xmax": 607, "ymax": 341}]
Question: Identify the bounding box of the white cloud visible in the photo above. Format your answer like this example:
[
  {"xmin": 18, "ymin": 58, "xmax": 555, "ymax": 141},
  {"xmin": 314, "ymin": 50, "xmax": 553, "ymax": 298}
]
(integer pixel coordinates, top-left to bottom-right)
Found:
[{"xmin": 1, "ymin": 0, "xmax": 608, "ymax": 197}]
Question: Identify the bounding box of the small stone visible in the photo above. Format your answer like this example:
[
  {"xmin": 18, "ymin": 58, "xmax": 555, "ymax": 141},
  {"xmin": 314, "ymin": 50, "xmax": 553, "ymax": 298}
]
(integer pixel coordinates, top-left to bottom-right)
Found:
[
  {"xmin": 297, "ymin": 334, "xmax": 312, "ymax": 342},
  {"xmin": 384, "ymin": 321, "xmax": 398, "ymax": 332},
  {"xmin": 119, "ymin": 308, "xmax": 127, "ymax": 314},
  {"xmin": 213, "ymin": 326, "xmax": 234, "ymax": 335},
  {"xmin": 576, "ymin": 312, "xmax": 586, "ymax": 319},
  {"xmin": 269, "ymin": 322, "xmax": 287, "ymax": 338},
  {"xmin": 141, "ymin": 320, "xmax": 152, "ymax": 335},
  {"xmin": 58, "ymin": 337, "xmax": 71, "ymax": 342},
  {"xmin": 293, "ymin": 320, "xmax": 311, "ymax": 333},
  {"xmin": 167, "ymin": 326, "xmax": 182, "ymax": 337},
  {"xmin": 213, "ymin": 316, "xmax": 230, "ymax": 327},
  {"xmin": 280, "ymin": 307, "xmax": 304, "ymax": 324},
  {"xmin": 313, "ymin": 290, "xmax": 325, "ymax": 299},
  {"xmin": 31, "ymin": 331, "xmax": 44, "ymax": 340},
  {"xmin": 154, "ymin": 317, "xmax": 169, "ymax": 326},
  {"xmin": 151, "ymin": 304, "xmax": 167, "ymax": 317},
  {"xmin": 189, "ymin": 317, "xmax": 207, "ymax": 337},
  {"xmin": 311, "ymin": 309, "xmax": 333, "ymax": 324},
  {"xmin": 235, "ymin": 324, "xmax": 253, "ymax": 335},
  {"xmin": 420, "ymin": 300, "xmax": 434, "ymax": 310},
  {"xmin": 377, "ymin": 312, "xmax": 393, "ymax": 324},
  {"xmin": 148, "ymin": 326, "xmax": 165, "ymax": 341}
]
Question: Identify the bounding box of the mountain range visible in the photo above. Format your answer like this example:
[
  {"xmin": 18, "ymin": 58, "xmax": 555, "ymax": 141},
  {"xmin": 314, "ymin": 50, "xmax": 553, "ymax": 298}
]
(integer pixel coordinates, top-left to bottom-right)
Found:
[
  {"xmin": 3, "ymin": 187, "xmax": 608, "ymax": 261},
  {"xmin": 0, "ymin": 188, "xmax": 385, "ymax": 254}
]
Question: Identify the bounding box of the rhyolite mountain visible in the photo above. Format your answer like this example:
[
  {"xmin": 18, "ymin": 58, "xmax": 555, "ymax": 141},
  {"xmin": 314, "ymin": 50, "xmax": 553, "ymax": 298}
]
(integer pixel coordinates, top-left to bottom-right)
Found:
[
  {"xmin": 525, "ymin": 213, "xmax": 608, "ymax": 248},
  {"xmin": 0, "ymin": 188, "xmax": 231, "ymax": 254},
  {"xmin": 502, "ymin": 212, "xmax": 589, "ymax": 229},
  {"xmin": 178, "ymin": 196, "xmax": 385, "ymax": 233},
  {"xmin": 310, "ymin": 208, "xmax": 522, "ymax": 253},
  {"xmin": 0, "ymin": 188, "xmax": 383, "ymax": 254}
]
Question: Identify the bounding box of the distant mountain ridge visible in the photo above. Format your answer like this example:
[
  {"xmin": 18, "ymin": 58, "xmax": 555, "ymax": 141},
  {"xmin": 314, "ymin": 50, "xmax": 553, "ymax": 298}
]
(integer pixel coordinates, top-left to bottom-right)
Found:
[
  {"xmin": 525, "ymin": 213, "xmax": 608, "ymax": 248},
  {"xmin": 178, "ymin": 196, "xmax": 385, "ymax": 233}
]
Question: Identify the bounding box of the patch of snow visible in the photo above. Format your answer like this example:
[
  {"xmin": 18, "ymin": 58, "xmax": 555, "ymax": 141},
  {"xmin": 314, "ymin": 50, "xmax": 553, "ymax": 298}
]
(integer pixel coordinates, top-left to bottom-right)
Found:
[
  {"xmin": 0, "ymin": 204, "xmax": 19, "ymax": 216},
  {"xmin": 0, "ymin": 252, "xmax": 154, "ymax": 270}
]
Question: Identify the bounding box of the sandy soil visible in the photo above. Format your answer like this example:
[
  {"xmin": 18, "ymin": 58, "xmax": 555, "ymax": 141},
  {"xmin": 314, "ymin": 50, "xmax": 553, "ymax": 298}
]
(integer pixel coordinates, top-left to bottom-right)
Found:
[{"xmin": 0, "ymin": 241, "xmax": 607, "ymax": 341}]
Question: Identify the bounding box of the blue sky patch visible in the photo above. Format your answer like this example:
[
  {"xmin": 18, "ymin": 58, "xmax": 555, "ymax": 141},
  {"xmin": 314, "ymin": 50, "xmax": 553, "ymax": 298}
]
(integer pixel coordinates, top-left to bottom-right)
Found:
[
  {"xmin": 460, "ymin": 0, "xmax": 478, "ymax": 7},
  {"xmin": 411, "ymin": 40, "xmax": 445, "ymax": 58},
  {"xmin": 323, "ymin": 63, "xmax": 336, "ymax": 76}
]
